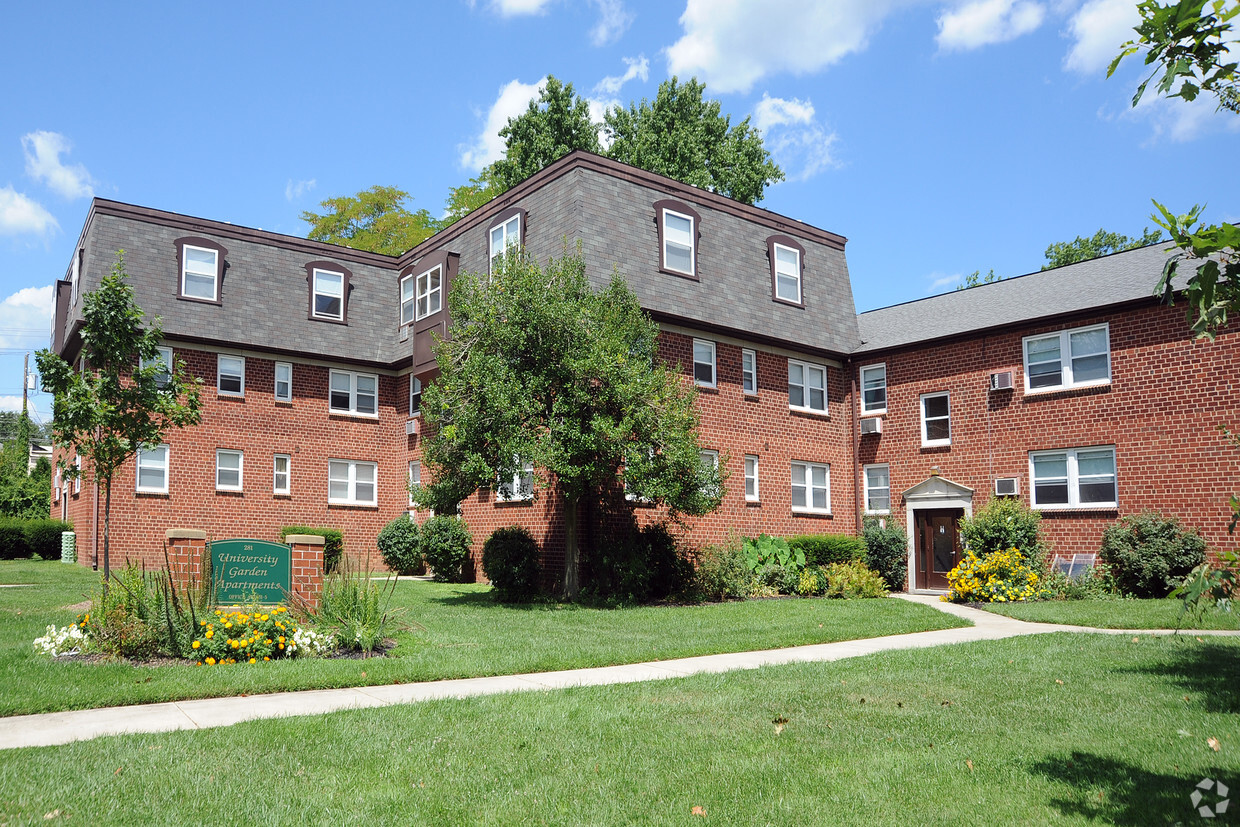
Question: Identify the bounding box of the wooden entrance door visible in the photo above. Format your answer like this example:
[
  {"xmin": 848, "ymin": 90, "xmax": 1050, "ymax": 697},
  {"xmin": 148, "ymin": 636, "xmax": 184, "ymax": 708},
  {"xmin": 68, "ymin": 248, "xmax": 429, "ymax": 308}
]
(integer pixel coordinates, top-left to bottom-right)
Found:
[{"xmin": 915, "ymin": 509, "xmax": 963, "ymax": 590}]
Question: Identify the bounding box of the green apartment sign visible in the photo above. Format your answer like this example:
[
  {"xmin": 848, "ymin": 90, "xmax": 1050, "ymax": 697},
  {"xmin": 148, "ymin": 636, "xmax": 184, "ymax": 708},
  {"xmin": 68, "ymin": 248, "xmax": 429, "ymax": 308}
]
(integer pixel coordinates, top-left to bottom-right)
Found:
[{"xmin": 211, "ymin": 539, "xmax": 291, "ymax": 604}]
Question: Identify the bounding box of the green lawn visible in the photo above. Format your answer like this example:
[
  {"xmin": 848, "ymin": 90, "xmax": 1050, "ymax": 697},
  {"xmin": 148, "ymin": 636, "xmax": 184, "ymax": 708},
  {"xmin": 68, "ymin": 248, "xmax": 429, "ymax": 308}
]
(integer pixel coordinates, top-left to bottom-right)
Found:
[
  {"xmin": 984, "ymin": 598, "xmax": 1240, "ymax": 630},
  {"xmin": 2, "ymin": 633, "xmax": 1237, "ymax": 825},
  {"xmin": 0, "ymin": 560, "xmax": 966, "ymax": 716}
]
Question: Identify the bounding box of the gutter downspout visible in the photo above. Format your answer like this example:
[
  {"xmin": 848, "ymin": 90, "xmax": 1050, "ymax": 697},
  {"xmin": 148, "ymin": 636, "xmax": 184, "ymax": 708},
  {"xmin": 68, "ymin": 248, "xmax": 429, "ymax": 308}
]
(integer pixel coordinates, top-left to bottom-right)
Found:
[{"xmin": 849, "ymin": 358, "xmax": 861, "ymax": 534}]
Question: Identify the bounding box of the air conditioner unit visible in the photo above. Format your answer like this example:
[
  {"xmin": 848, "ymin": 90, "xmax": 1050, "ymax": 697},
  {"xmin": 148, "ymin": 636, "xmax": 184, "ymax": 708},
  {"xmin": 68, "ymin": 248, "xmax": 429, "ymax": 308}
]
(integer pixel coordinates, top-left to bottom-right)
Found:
[
  {"xmin": 405, "ymin": 419, "xmax": 419, "ymax": 436},
  {"xmin": 994, "ymin": 477, "xmax": 1019, "ymax": 496},
  {"xmin": 989, "ymin": 371, "xmax": 1013, "ymax": 391},
  {"xmin": 859, "ymin": 417, "xmax": 882, "ymax": 435}
]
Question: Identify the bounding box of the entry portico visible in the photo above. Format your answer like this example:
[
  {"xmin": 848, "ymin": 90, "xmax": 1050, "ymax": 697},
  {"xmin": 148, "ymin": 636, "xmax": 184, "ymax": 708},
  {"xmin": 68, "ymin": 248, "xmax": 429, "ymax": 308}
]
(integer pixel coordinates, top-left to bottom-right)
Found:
[{"xmin": 902, "ymin": 474, "xmax": 973, "ymax": 592}]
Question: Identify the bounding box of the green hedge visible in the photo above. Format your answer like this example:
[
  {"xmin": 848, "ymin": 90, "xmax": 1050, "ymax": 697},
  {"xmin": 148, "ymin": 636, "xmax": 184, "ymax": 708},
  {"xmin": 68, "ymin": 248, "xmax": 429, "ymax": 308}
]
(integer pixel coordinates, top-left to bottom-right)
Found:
[
  {"xmin": 0, "ymin": 519, "xmax": 73, "ymax": 560},
  {"xmin": 279, "ymin": 526, "xmax": 343, "ymax": 573},
  {"xmin": 787, "ymin": 534, "xmax": 867, "ymax": 567}
]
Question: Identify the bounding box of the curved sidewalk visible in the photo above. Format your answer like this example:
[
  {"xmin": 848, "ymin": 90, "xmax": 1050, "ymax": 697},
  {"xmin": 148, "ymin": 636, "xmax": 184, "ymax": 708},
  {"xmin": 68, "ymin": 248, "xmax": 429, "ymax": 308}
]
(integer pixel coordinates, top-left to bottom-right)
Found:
[{"xmin": 3, "ymin": 595, "xmax": 1236, "ymax": 751}]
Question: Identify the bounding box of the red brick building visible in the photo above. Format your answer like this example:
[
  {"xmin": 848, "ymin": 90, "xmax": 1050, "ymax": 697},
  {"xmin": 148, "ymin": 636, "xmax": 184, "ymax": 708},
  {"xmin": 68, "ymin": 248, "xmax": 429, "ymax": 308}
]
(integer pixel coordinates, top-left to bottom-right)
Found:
[{"xmin": 47, "ymin": 152, "xmax": 1238, "ymax": 588}]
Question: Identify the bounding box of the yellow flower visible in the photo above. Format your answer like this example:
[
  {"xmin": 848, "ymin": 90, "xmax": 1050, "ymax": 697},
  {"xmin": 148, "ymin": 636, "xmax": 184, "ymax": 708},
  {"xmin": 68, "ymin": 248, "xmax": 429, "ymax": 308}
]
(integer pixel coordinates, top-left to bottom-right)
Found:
[
  {"xmin": 205, "ymin": 657, "xmax": 216, "ymax": 665},
  {"xmin": 264, "ymin": 656, "xmax": 270, "ymax": 661},
  {"xmin": 205, "ymin": 630, "xmax": 214, "ymax": 639},
  {"xmin": 192, "ymin": 640, "xmax": 201, "ymax": 649},
  {"xmin": 224, "ymin": 622, "xmax": 233, "ymax": 629},
  {"xmin": 249, "ymin": 657, "xmax": 256, "ymax": 664}
]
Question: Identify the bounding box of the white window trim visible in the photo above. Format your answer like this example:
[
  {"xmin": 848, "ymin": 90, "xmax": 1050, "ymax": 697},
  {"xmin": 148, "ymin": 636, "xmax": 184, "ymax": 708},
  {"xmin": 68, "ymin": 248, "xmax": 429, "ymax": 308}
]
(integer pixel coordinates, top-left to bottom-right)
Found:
[
  {"xmin": 274, "ymin": 361, "xmax": 293, "ymax": 403},
  {"xmin": 860, "ymin": 363, "xmax": 887, "ymax": 415},
  {"xmin": 273, "ymin": 454, "xmax": 291, "ymax": 496},
  {"xmin": 415, "ymin": 265, "xmax": 443, "ymax": 320},
  {"xmin": 497, "ymin": 460, "xmax": 535, "ymax": 502},
  {"xmin": 920, "ymin": 391, "xmax": 951, "ymax": 448},
  {"xmin": 1022, "ymin": 322, "xmax": 1112, "ymax": 394},
  {"xmin": 329, "ymin": 369, "xmax": 379, "ymax": 417},
  {"xmin": 699, "ymin": 449, "xmax": 720, "ymax": 498},
  {"xmin": 217, "ymin": 354, "xmax": 245, "ymax": 397},
  {"xmin": 489, "ymin": 216, "xmax": 521, "ymax": 273},
  {"xmin": 693, "ymin": 339, "xmax": 717, "ymax": 388},
  {"xmin": 791, "ymin": 460, "xmax": 831, "ymax": 514},
  {"xmin": 215, "ymin": 449, "xmax": 244, "ymax": 492},
  {"xmin": 408, "ymin": 460, "xmax": 421, "ymax": 508},
  {"xmin": 142, "ymin": 346, "xmax": 173, "ymax": 389},
  {"xmin": 328, "ymin": 459, "xmax": 378, "ymax": 506},
  {"xmin": 181, "ymin": 244, "xmax": 218, "ymax": 301},
  {"xmin": 400, "ymin": 273, "xmax": 415, "ymax": 326},
  {"xmin": 773, "ymin": 242, "xmax": 802, "ymax": 304},
  {"xmin": 661, "ymin": 208, "xmax": 696, "ymax": 277},
  {"xmin": 136, "ymin": 445, "xmax": 169, "ymax": 494},
  {"xmin": 73, "ymin": 456, "xmax": 82, "ymax": 494},
  {"xmin": 863, "ymin": 463, "xmax": 891, "ymax": 515},
  {"xmin": 741, "ymin": 349, "xmax": 757, "ymax": 395},
  {"xmin": 788, "ymin": 359, "xmax": 828, "ymax": 414},
  {"xmin": 409, "ymin": 376, "xmax": 422, "ymax": 417},
  {"xmin": 744, "ymin": 454, "xmax": 760, "ymax": 502},
  {"xmin": 311, "ymin": 268, "xmax": 345, "ymax": 320},
  {"xmin": 1029, "ymin": 446, "xmax": 1118, "ymax": 510}
]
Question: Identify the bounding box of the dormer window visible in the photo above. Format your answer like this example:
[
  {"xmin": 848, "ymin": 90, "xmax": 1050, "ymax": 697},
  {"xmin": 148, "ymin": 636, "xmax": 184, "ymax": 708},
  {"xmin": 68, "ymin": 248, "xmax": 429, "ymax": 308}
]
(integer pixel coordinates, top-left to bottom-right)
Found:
[
  {"xmin": 400, "ymin": 273, "xmax": 415, "ymax": 325},
  {"xmin": 488, "ymin": 207, "xmax": 527, "ymax": 274},
  {"xmin": 768, "ymin": 235, "xmax": 806, "ymax": 307},
  {"xmin": 654, "ymin": 200, "xmax": 701, "ymax": 280},
  {"xmin": 416, "ymin": 265, "xmax": 442, "ymax": 319},
  {"xmin": 304, "ymin": 261, "xmax": 352, "ymax": 323},
  {"xmin": 174, "ymin": 237, "xmax": 228, "ymax": 304}
]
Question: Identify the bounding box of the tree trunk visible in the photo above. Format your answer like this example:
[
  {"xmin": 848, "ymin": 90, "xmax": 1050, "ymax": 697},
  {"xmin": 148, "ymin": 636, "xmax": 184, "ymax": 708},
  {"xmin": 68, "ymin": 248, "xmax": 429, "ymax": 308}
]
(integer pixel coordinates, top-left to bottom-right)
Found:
[
  {"xmin": 563, "ymin": 496, "xmax": 580, "ymax": 600},
  {"xmin": 102, "ymin": 476, "xmax": 112, "ymax": 593}
]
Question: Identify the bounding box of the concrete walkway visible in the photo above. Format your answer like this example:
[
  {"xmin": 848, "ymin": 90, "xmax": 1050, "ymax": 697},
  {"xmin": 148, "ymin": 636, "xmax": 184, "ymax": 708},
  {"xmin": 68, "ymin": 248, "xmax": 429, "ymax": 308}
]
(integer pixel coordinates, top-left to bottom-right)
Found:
[{"xmin": 3, "ymin": 595, "xmax": 1237, "ymax": 751}]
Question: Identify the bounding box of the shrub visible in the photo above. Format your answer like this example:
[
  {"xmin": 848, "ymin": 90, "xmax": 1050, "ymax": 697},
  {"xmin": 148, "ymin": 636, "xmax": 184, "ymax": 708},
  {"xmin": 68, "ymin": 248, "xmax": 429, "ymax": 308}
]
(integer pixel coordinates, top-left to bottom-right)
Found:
[
  {"xmin": 959, "ymin": 498, "xmax": 1045, "ymax": 563},
  {"xmin": 0, "ymin": 519, "xmax": 29, "ymax": 560},
  {"xmin": 81, "ymin": 562, "xmax": 209, "ymax": 659},
  {"xmin": 755, "ymin": 562, "xmax": 800, "ymax": 595},
  {"xmin": 482, "ymin": 526, "xmax": 542, "ymax": 603},
  {"xmin": 279, "ymin": 526, "xmax": 343, "ymax": 573},
  {"xmin": 944, "ymin": 548, "xmax": 1040, "ymax": 603},
  {"xmin": 693, "ymin": 538, "xmax": 751, "ymax": 602},
  {"xmin": 796, "ymin": 564, "xmax": 828, "ymax": 596},
  {"xmin": 862, "ymin": 517, "xmax": 908, "ymax": 591},
  {"xmin": 25, "ymin": 519, "xmax": 72, "ymax": 561},
  {"xmin": 306, "ymin": 556, "xmax": 403, "ymax": 652},
  {"xmin": 788, "ymin": 534, "xmax": 866, "ymax": 567},
  {"xmin": 377, "ymin": 516, "xmax": 421, "ymax": 575},
  {"xmin": 1099, "ymin": 512, "xmax": 1207, "ymax": 598},
  {"xmin": 191, "ymin": 605, "xmax": 307, "ymax": 664},
  {"xmin": 421, "ymin": 516, "xmax": 472, "ymax": 583},
  {"xmin": 743, "ymin": 534, "xmax": 806, "ymax": 576},
  {"xmin": 823, "ymin": 561, "xmax": 888, "ymax": 599},
  {"xmin": 584, "ymin": 524, "xmax": 693, "ymax": 604}
]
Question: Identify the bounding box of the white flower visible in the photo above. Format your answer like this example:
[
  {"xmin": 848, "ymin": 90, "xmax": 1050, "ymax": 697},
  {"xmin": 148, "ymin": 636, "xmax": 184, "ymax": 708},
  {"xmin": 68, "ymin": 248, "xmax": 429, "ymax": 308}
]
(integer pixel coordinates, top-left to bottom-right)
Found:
[{"xmin": 33, "ymin": 625, "xmax": 90, "ymax": 658}]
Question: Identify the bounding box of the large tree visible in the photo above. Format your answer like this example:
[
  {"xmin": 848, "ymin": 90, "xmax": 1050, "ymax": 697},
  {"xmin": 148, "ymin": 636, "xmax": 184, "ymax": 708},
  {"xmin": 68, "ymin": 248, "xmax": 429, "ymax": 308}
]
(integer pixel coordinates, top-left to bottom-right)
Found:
[
  {"xmin": 440, "ymin": 169, "xmax": 504, "ymax": 228},
  {"xmin": 35, "ymin": 253, "xmax": 202, "ymax": 582},
  {"xmin": 488, "ymin": 77, "xmax": 601, "ymax": 193},
  {"xmin": 1042, "ymin": 227, "xmax": 1163, "ymax": 269},
  {"xmin": 301, "ymin": 185, "xmax": 439, "ymax": 256},
  {"xmin": 415, "ymin": 247, "xmax": 724, "ymax": 599}
]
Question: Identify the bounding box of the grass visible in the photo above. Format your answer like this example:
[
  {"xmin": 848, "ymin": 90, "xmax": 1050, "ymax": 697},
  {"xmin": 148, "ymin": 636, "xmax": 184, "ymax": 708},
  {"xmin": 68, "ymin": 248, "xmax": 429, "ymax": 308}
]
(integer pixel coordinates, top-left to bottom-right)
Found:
[
  {"xmin": 0, "ymin": 559, "xmax": 967, "ymax": 716},
  {"xmin": 983, "ymin": 598, "xmax": 1240, "ymax": 630},
  {"xmin": 2, "ymin": 633, "xmax": 1237, "ymax": 825}
]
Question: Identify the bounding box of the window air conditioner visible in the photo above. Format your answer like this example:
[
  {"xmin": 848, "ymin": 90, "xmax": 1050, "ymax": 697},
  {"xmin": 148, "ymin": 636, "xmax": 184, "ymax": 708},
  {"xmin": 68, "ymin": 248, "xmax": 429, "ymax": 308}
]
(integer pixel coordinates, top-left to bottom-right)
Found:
[
  {"xmin": 405, "ymin": 419, "xmax": 418, "ymax": 436},
  {"xmin": 859, "ymin": 417, "xmax": 882, "ymax": 435},
  {"xmin": 989, "ymin": 371, "xmax": 1013, "ymax": 391},
  {"xmin": 994, "ymin": 477, "xmax": 1019, "ymax": 496}
]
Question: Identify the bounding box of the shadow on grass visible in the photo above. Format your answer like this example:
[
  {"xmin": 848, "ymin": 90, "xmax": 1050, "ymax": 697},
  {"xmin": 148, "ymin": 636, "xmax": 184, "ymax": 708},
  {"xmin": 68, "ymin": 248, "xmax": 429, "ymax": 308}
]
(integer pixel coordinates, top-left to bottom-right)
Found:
[
  {"xmin": 1030, "ymin": 751, "xmax": 1228, "ymax": 824},
  {"xmin": 427, "ymin": 589, "xmax": 584, "ymax": 612},
  {"xmin": 1119, "ymin": 639, "xmax": 1240, "ymax": 714}
]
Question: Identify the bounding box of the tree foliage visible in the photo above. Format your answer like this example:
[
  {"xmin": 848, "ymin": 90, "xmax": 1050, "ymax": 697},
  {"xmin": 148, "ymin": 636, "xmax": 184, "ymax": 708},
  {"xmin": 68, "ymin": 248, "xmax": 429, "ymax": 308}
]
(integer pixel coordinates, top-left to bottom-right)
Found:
[
  {"xmin": 489, "ymin": 77, "xmax": 601, "ymax": 193},
  {"xmin": 956, "ymin": 269, "xmax": 1002, "ymax": 290},
  {"xmin": 415, "ymin": 246, "xmax": 723, "ymax": 597},
  {"xmin": 1042, "ymin": 227, "xmax": 1163, "ymax": 269},
  {"xmin": 440, "ymin": 169, "xmax": 504, "ymax": 228},
  {"xmin": 301, "ymin": 185, "xmax": 439, "ymax": 256},
  {"xmin": 35, "ymin": 253, "xmax": 202, "ymax": 580}
]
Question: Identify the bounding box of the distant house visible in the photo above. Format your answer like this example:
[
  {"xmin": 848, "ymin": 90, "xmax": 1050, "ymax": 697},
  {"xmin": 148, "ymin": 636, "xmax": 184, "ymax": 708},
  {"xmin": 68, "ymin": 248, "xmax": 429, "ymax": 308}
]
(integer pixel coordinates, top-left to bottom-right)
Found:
[
  {"xmin": 47, "ymin": 151, "xmax": 1238, "ymax": 588},
  {"xmin": 28, "ymin": 444, "xmax": 52, "ymax": 473}
]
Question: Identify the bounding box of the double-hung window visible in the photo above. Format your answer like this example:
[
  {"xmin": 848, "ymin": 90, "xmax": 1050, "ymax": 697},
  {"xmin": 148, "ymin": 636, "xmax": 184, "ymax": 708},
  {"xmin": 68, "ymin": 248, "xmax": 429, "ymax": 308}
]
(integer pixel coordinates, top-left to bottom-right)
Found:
[
  {"xmin": 409, "ymin": 376, "xmax": 422, "ymax": 416},
  {"xmin": 497, "ymin": 460, "xmax": 534, "ymax": 502},
  {"xmin": 744, "ymin": 455, "xmax": 759, "ymax": 502},
  {"xmin": 273, "ymin": 454, "xmax": 291, "ymax": 495},
  {"xmin": 1030, "ymin": 446, "xmax": 1117, "ymax": 509},
  {"xmin": 416, "ymin": 265, "xmax": 442, "ymax": 319},
  {"xmin": 860, "ymin": 364, "xmax": 886, "ymax": 415},
  {"xmin": 662, "ymin": 209, "xmax": 695, "ymax": 276},
  {"xmin": 142, "ymin": 346, "xmax": 173, "ymax": 389},
  {"xmin": 920, "ymin": 392, "xmax": 951, "ymax": 447},
  {"xmin": 693, "ymin": 339, "xmax": 716, "ymax": 388},
  {"xmin": 216, "ymin": 449, "xmax": 243, "ymax": 491},
  {"xmin": 699, "ymin": 450, "xmax": 720, "ymax": 498},
  {"xmin": 489, "ymin": 215, "xmax": 521, "ymax": 273},
  {"xmin": 136, "ymin": 445, "xmax": 169, "ymax": 494},
  {"xmin": 408, "ymin": 460, "xmax": 421, "ymax": 507},
  {"xmin": 274, "ymin": 362, "xmax": 293, "ymax": 402},
  {"xmin": 329, "ymin": 370, "xmax": 378, "ymax": 416},
  {"xmin": 773, "ymin": 243, "xmax": 801, "ymax": 303},
  {"xmin": 312, "ymin": 269, "xmax": 344, "ymax": 320},
  {"xmin": 864, "ymin": 464, "xmax": 891, "ymax": 514},
  {"xmin": 791, "ymin": 461, "xmax": 830, "ymax": 513},
  {"xmin": 1023, "ymin": 323, "xmax": 1110, "ymax": 392},
  {"xmin": 181, "ymin": 245, "xmax": 218, "ymax": 301},
  {"xmin": 218, "ymin": 355, "xmax": 244, "ymax": 396},
  {"xmin": 741, "ymin": 349, "xmax": 757, "ymax": 394},
  {"xmin": 328, "ymin": 459, "xmax": 377, "ymax": 506},
  {"xmin": 74, "ymin": 456, "xmax": 81, "ymax": 494},
  {"xmin": 400, "ymin": 273, "xmax": 416, "ymax": 325},
  {"xmin": 788, "ymin": 360, "xmax": 827, "ymax": 413}
]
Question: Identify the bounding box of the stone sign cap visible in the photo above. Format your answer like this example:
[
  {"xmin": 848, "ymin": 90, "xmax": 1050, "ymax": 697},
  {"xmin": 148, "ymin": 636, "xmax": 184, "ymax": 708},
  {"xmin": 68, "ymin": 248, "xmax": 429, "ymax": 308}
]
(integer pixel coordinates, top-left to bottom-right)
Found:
[
  {"xmin": 284, "ymin": 534, "xmax": 327, "ymax": 546},
  {"xmin": 166, "ymin": 529, "xmax": 208, "ymax": 540}
]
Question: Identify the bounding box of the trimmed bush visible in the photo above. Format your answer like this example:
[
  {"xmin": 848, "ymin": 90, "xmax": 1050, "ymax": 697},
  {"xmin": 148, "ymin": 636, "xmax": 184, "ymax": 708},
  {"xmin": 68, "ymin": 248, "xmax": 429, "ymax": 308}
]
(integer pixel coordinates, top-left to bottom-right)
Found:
[
  {"xmin": 823, "ymin": 561, "xmax": 888, "ymax": 599},
  {"xmin": 421, "ymin": 516, "xmax": 472, "ymax": 583},
  {"xmin": 1099, "ymin": 512, "xmax": 1207, "ymax": 598},
  {"xmin": 862, "ymin": 517, "xmax": 908, "ymax": 591},
  {"xmin": 959, "ymin": 498, "xmax": 1044, "ymax": 563},
  {"xmin": 377, "ymin": 516, "xmax": 421, "ymax": 575},
  {"xmin": 0, "ymin": 519, "xmax": 30, "ymax": 559},
  {"xmin": 25, "ymin": 519, "xmax": 72, "ymax": 561},
  {"xmin": 944, "ymin": 548, "xmax": 1040, "ymax": 603},
  {"xmin": 584, "ymin": 524, "xmax": 693, "ymax": 604},
  {"xmin": 796, "ymin": 564, "xmax": 828, "ymax": 596},
  {"xmin": 694, "ymin": 538, "xmax": 751, "ymax": 602},
  {"xmin": 279, "ymin": 526, "xmax": 344, "ymax": 573},
  {"xmin": 482, "ymin": 526, "xmax": 542, "ymax": 602},
  {"xmin": 788, "ymin": 534, "xmax": 866, "ymax": 567}
]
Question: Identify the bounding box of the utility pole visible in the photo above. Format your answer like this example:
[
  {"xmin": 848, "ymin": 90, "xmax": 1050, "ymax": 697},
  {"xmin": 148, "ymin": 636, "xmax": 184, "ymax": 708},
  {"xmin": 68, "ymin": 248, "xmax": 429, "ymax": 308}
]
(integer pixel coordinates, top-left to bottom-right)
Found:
[{"xmin": 20, "ymin": 352, "xmax": 30, "ymax": 469}]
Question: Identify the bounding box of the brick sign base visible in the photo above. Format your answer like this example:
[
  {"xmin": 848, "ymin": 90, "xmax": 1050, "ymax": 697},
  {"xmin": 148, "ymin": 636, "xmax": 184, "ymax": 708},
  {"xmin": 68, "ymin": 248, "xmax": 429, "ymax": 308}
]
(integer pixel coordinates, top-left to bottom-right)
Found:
[{"xmin": 167, "ymin": 529, "xmax": 324, "ymax": 610}]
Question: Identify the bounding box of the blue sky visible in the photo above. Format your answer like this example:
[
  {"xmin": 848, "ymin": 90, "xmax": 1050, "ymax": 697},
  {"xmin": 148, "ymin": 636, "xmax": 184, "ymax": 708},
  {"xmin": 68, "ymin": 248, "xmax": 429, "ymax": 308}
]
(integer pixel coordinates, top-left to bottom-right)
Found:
[{"xmin": 1, "ymin": 0, "xmax": 1236, "ymax": 427}]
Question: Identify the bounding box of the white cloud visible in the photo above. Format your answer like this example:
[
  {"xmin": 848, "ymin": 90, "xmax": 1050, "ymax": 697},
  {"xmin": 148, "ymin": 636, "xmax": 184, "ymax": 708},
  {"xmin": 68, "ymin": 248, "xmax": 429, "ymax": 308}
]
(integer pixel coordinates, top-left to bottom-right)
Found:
[
  {"xmin": 1131, "ymin": 93, "xmax": 1240, "ymax": 143},
  {"xmin": 0, "ymin": 285, "xmax": 54, "ymax": 349},
  {"xmin": 936, "ymin": 0, "xmax": 1046, "ymax": 51},
  {"xmin": 752, "ymin": 94, "xmax": 838, "ymax": 182},
  {"xmin": 285, "ymin": 178, "xmax": 317, "ymax": 201},
  {"xmin": 459, "ymin": 78, "xmax": 547, "ymax": 172},
  {"xmin": 590, "ymin": 0, "xmax": 633, "ymax": 45},
  {"xmin": 0, "ymin": 186, "xmax": 57, "ymax": 237},
  {"xmin": 1063, "ymin": 0, "xmax": 1138, "ymax": 74},
  {"xmin": 666, "ymin": 0, "xmax": 906, "ymax": 94},
  {"xmin": 927, "ymin": 272, "xmax": 963, "ymax": 291},
  {"xmin": 595, "ymin": 55, "xmax": 649, "ymax": 95},
  {"xmin": 21, "ymin": 131, "xmax": 95, "ymax": 200},
  {"xmin": 489, "ymin": 0, "xmax": 554, "ymax": 16}
]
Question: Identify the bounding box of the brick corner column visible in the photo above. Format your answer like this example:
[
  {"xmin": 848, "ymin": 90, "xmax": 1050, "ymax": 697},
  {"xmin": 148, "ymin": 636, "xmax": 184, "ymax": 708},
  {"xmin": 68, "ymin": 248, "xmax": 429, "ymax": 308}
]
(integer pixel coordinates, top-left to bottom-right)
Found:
[
  {"xmin": 166, "ymin": 529, "xmax": 207, "ymax": 595},
  {"xmin": 285, "ymin": 534, "xmax": 325, "ymax": 611}
]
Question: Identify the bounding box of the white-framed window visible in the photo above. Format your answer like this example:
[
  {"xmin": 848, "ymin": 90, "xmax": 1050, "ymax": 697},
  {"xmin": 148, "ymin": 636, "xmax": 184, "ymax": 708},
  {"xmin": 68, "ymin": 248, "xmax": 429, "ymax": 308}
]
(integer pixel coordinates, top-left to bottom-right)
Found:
[
  {"xmin": 497, "ymin": 459, "xmax": 534, "ymax": 502},
  {"xmin": 274, "ymin": 362, "xmax": 293, "ymax": 402},
  {"xmin": 1030, "ymin": 446, "xmax": 1117, "ymax": 509},
  {"xmin": 141, "ymin": 346, "xmax": 173, "ymax": 389},
  {"xmin": 70, "ymin": 249, "xmax": 80, "ymax": 306},
  {"xmin": 693, "ymin": 339, "xmax": 716, "ymax": 388},
  {"xmin": 400, "ymin": 273, "xmax": 416, "ymax": 326},
  {"xmin": 860, "ymin": 363, "xmax": 887, "ymax": 415},
  {"xmin": 181, "ymin": 245, "xmax": 218, "ymax": 301},
  {"xmin": 136, "ymin": 445, "xmax": 169, "ymax": 494},
  {"xmin": 788, "ymin": 359, "xmax": 827, "ymax": 413},
  {"xmin": 741, "ymin": 349, "xmax": 757, "ymax": 394},
  {"xmin": 217, "ymin": 355, "xmax": 245, "ymax": 397},
  {"xmin": 312, "ymin": 268, "xmax": 344, "ymax": 320},
  {"xmin": 328, "ymin": 459, "xmax": 377, "ymax": 506},
  {"xmin": 699, "ymin": 449, "xmax": 720, "ymax": 498},
  {"xmin": 920, "ymin": 392, "xmax": 951, "ymax": 447},
  {"xmin": 489, "ymin": 215, "xmax": 521, "ymax": 273},
  {"xmin": 273, "ymin": 454, "xmax": 291, "ymax": 496},
  {"xmin": 1023, "ymin": 323, "xmax": 1111, "ymax": 393},
  {"xmin": 408, "ymin": 460, "xmax": 421, "ymax": 507},
  {"xmin": 329, "ymin": 370, "xmax": 378, "ymax": 416},
  {"xmin": 773, "ymin": 243, "xmax": 801, "ymax": 304},
  {"xmin": 54, "ymin": 467, "xmax": 61, "ymax": 501},
  {"xmin": 216, "ymin": 449, "xmax": 243, "ymax": 491},
  {"xmin": 662, "ymin": 208, "xmax": 695, "ymax": 276},
  {"xmin": 416, "ymin": 265, "xmax": 442, "ymax": 319},
  {"xmin": 791, "ymin": 461, "xmax": 830, "ymax": 514},
  {"xmin": 73, "ymin": 456, "xmax": 82, "ymax": 494},
  {"xmin": 864, "ymin": 464, "xmax": 891, "ymax": 514},
  {"xmin": 409, "ymin": 376, "xmax": 422, "ymax": 416},
  {"xmin": 744, "ymin": 455, "xmax": 759, "ymax": 502}
]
